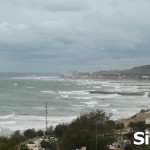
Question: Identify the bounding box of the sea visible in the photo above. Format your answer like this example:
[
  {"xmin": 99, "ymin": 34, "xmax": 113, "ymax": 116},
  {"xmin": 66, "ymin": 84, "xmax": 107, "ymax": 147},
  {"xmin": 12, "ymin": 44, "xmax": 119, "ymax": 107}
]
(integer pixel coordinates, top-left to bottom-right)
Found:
[{"xmin": 0, "ymin": 73, "xmax": 150, "ymax": 135}]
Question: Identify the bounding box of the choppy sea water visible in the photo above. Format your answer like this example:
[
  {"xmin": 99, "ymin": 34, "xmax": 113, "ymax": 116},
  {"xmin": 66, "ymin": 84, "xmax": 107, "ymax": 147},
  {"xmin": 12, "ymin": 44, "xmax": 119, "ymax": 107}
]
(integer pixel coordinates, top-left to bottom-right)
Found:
[{"xmin": 0, "ymin": 73, "xmax": 150, "ymax": 135}]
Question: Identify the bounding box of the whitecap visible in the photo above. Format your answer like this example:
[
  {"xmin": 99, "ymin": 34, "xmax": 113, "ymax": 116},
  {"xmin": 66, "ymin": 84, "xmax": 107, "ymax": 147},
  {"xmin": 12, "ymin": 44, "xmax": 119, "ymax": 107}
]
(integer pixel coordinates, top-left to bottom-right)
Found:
[
  {"xmin": 143, "ymin": 92, "xmax": 150, "ymax": 98},
  {"xmin": 2, "ymin": 115, "xmax": 77, "ymax": 131},
  {"xmin": 59, "ymin": 91, "xmax": 89, "ymax": 95},
  {"xmin": 25, "ymin": 86, "xmax": 35, "ymax": 89},
  {"xmin": 0, "ymin": 113, "xmax": 15, "ymax": 119},
  {"xmin": 13, "ymin": 83, "xmax": 18, "ymax": 86},
  {"xmin": 0, "ymin": 121, "xmax": 16, "ymax": 125},
  {"xmin": 61, "ymin": 95, "xmax": 69, "ymax": 98},
  {"xmin": 12, "ymin": 76, "xmax": 60, "ymax": 81},
  {"xmin": 111, "ymin": 109, "xmax": 118, "ymax": 112},
  {"xmin": 81, "ymin": 101, "xmax": 98, "ymax": 107},
  {"xmin": 92, "ymin": 86, "xmax": 102, "ymax": 89},
  {"xmin": 98, "ymin": 104, "xmax": 110, "ymax": 107},
  {"xmin": 41, "ymin": 90, "xmax": 55, "ymax": 94},
  {"xmin": 71, "ymin": 97, "xmax": 92, "ymax": 100},
  {"xmin": 101, "ymin": 84, "xmax": 110, "ymax": 87},
  {"xmin": 72, "ymin": 105, "xmax": 85, "ymax": 107},
  {"xmin": 93, "ymin": 93, "xmax": 119, "ymax": 99}
]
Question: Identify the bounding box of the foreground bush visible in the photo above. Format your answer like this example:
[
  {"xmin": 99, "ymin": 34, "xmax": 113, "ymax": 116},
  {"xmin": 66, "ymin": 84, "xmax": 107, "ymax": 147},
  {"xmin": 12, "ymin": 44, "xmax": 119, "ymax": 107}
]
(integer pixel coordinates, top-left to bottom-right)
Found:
[
  {"xmin": 0, "ymin": 131, "xmax": 29, "ymax": 150},
  {"xmin": 54, "ymin": 109, "xmax": 115, "ymax": 150}
]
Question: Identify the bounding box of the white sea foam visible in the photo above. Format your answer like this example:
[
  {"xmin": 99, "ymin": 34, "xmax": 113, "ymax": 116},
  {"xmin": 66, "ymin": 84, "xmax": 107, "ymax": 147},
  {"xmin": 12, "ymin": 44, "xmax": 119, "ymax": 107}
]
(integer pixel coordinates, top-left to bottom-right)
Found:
[
  {"xmin": 81, "ymin": 101, "xmax": 98, "ymax": 107},
  {"xmin": 12, "ymin": 76, "xmax": 60, "ymax": 81},
  {"xmin": 77, "ymin": 83, "xmax": 86, "ymax": 86},
  {"xmin": 71, "ymin": 97, "xmax": 92, "ymax": 100},
  {"xmin": 93, "ymin": 93, "xmax": 119, "ymax": 99},
  {"xmin": 0, "ymin": 115, "xmax": 77, "ymax": 131},
  {"xmin": 0, "ymin": 121, "xmax": 16, "ymax": 125},
  {"xmin": 113, "ymin": 85, "xmax": 120, "ymax": 89},
  {"xmin": 13, "ymin": 83, "xmax": 18, "ymax": 86},
  {"xmin": 92, "ymin": 86, "xmax": 102, "ymax": 89},
  {"xmin": 143, "ymin": 92, "xmax": 150, "ymax": 98},
  {"xmin": 111, "ymin": 109, "xmax": 118, "ymax": 112},
  {"xmin": 101, "ymin": 84, "xmax": 110, "ymax": 87},
  {"xmin": 59, "ymin": 91, "xmax": 89, "ymax": 95},
  {"xmin": 64, "ymin": 84, "xmax": 71, "ymax": 85},
  {"xmin": 61, "ymin": 95, "xmax": 69, "ymax": 98},
  {"xmin": 98, "ymin": 104, "xmax": 110, "ymax": 107},
  {"xmin": 72, "ymin": 105, "xmax": 85, "ymax": 107},
  {"xmin": 112, "ymin": 84, "xmax": 121, "ymax": 90},
  {"xmin": 0, "ymin": 113, "xmax": 15, "ymax": 119},
  {"xmin": 25, "ymin": 86, "xmax": 35, "ymax": 89},
  {"xmin": 41, "ymin": 90, "xmax": 55, "ymax": 94},
  {"xmin": 77, "ymin": 80, "xmax": 110, "ymax": 86}
]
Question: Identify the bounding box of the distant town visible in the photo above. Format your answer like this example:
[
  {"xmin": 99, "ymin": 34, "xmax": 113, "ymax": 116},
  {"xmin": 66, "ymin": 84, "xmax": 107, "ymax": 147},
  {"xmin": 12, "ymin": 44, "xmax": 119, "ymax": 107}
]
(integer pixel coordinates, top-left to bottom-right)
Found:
[{"xmin": 62, "ymin": 65, "xmax": 150, "ymax": 80}]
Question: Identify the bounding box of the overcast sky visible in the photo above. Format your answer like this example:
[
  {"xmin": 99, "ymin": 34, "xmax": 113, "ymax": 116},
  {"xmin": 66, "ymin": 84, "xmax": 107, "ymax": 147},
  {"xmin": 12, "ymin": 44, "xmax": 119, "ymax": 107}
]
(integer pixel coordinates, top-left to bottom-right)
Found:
[{"xmin": 0, "ymin": 0, "xmax": 150, "ymax": 72}]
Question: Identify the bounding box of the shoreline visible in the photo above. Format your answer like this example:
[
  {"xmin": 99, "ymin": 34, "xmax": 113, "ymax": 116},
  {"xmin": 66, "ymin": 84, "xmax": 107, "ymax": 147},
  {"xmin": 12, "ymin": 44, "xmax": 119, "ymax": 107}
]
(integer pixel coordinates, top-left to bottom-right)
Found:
[{"xmin": 1, "ymin": 108, "xmax": 149, "ymax": 137}]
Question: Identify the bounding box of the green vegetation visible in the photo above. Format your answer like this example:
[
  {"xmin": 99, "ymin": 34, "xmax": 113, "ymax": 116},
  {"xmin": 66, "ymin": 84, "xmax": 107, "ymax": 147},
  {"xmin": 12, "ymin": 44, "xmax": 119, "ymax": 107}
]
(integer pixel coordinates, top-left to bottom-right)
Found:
[
  {"xmin": 23, "ymin": 128, "xmax": 37, "ymax": 139},
  {"xmin": 1, "ymin": 109, "xmax": 150, "ymax": 150},
  {"xmin": 115, "ymin": 122, "xmax": 124, "ymax": 130},
  {"xmin": 0, "ymin": 131, "xmax": 29, "ymax": 150},
  {"xmin": 0, "ymin": 110, "xmax": 116, "ymax": 150},
  {"xmin": 41, "ymin": 138, "xmax": 57, "ymax": 150},
  {"xmin": 54, "ymin": 110, "xmax": 115, "ymax": 150},
  {"xmin": 128, "ymin": 121, "xmax": 146, "ymax": 132}
]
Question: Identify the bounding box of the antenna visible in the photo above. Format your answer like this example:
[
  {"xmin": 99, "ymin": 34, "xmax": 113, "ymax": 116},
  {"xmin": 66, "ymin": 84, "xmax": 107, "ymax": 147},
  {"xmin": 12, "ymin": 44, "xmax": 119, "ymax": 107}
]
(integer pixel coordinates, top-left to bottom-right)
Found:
[{"xmin": 45, "ymin": 102, "xmax": 48, "ymax": 132}]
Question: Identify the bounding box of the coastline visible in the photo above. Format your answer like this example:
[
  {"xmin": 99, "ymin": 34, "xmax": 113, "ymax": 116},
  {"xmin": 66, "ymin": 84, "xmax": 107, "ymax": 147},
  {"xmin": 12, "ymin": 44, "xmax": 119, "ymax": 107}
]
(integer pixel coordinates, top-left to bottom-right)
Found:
[
  {"xmin": 1, "ymin": 108, "xmax": 149, "ymax": 137},
  {"xmin": 116, "ymin": 109, "xmax": 150, "ymax": 133}
]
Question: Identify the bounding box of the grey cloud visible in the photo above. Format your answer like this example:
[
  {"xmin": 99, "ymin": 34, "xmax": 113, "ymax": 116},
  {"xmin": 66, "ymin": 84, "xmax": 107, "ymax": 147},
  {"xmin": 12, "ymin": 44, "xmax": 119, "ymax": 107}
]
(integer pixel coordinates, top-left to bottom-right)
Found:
[
  {"xmin": 0, "ymin": 0, "xmax": 150, "ymax": 72},
  {"xmin": 6, "ymin": 0, "xmax": 89, "ymax": 12}
]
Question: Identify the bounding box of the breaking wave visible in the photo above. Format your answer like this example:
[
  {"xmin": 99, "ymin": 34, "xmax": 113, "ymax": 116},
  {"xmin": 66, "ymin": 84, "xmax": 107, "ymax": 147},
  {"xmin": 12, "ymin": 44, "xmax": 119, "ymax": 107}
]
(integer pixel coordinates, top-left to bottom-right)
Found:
[
  {"xmin": 0, "ymin": 114, "xmax": 15, "ymax": 119},
  {"xmin": 41, "ymin": 90, "xmax": 55, "ymax": 94},
  {"xmin": 59, "ymin": 90, "xmax": 89, "ymax": 95}
]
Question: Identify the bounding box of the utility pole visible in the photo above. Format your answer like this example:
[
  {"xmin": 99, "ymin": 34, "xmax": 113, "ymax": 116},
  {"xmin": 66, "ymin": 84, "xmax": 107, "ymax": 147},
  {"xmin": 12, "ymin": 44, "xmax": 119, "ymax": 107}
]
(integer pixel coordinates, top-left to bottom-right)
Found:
[{"xmin": 45, "ymin": 102, "xmax": 48, "ymax": 132}]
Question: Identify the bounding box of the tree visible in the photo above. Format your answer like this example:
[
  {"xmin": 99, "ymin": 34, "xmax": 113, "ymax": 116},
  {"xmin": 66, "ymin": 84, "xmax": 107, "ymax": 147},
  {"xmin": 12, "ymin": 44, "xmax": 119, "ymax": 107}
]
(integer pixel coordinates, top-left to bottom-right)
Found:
[
  {"xmin": 20, "ymin": 144, "xmax": 30, "ymax": 150},
  {"xmin": 41, "ymin": 140, "xmax": 48, "ymax": 150},
  {"xmin": 124, "ymin": 132, "xmax": 135, "ymax": 141},
  {"xmin": 48, "ymin": 138, "xmax": 57, "ymax": 150},
  {"xmin": 0, "ymin": 131, "xmax": 29, "ymax": 150},
  {"xmin": 135, "ymin": 121, "xmax": 145, "ymax": 131},
  {"xmin": 23, "ymin": 129, "xmax": 37, "ymax": 139},
  {"xmin": 56, "ymin": 109, "xmax": 114, "ymax": 150},
  {"xmin": 54, "ymin": 123, "xmax": 68, "ymax": 138},
  {"xmin": 37, "ymin": 129, "xmax": 44, "ymax": 137},
  {"xmin": 128, "ymin": 122, "xmax": 136, "ymax": 132},
  {"xmin": 115, "ymin": 122, "xmax": 124, "ymax": 130},
  {"xmin": 105, "ymin": 120, "xmax": 116, "ymax": 133},
  {"xmin": 45, "ymin": 126, "xmax": 54, "ymax": 136},
  {"xmin": 41, "ymin": 139, "xmax": 57, "ymax": 150}
]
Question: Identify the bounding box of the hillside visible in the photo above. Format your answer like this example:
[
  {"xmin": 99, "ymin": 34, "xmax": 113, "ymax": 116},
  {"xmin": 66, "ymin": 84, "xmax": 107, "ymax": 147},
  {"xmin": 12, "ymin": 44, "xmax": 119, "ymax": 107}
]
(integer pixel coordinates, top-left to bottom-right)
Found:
[
  {"xmin": 122, "ymin": 65, "xmax": 150, "ymax": 75},
  {"xmin": 93, "ymin": 65, "xmax": 150, "ymax": 75},
  {"xmin": 117, "ymin": 109, "xmax": 150, "ymax": 130}
]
